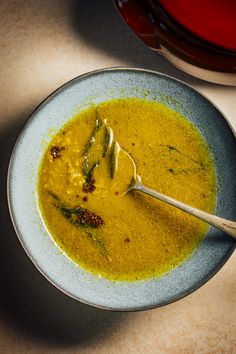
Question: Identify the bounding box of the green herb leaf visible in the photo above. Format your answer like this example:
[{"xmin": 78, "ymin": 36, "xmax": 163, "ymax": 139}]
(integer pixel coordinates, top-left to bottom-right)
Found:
[
  {"xmin": 103, "ymin": 126, "xmax": 113, "ymax": 157},
  {"xmin": 86, "ymin": 230, "xmax": 111, "ymax": 262},
  {"xmin": 57, "ymin": 204, "xmax": 103, "ymax": 228},
  {"xmin": 47, "ymin": 191, "xmax": 110, "ymax": 260},
  {"xmin": 82, "ymin": 108, "xmax": 114, "ymax": 191},
  {"xmin": 48, "ymin": 192, "xmax": 103, "ymax": 228},
  {"xmin": 165, "ymin": 144, "xmax": 206, "ymax": 169}
]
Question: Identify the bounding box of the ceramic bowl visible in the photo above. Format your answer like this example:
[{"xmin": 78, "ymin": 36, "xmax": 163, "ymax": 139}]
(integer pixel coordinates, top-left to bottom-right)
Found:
[{"xmin": 7, "ymin": 68, "xmax": 236, "ymax": 311}]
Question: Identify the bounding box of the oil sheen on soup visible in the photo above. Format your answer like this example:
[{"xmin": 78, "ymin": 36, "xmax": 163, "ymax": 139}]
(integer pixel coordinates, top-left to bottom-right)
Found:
[{"xmin": 37, "ymin": 98, "xmax": 216, "ymax": 281}]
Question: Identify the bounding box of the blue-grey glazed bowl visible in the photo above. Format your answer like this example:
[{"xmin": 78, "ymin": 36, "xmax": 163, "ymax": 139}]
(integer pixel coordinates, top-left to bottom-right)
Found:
[{"xmin": 7, "ymin": 68, "xmax": 236, "ymax": 311}]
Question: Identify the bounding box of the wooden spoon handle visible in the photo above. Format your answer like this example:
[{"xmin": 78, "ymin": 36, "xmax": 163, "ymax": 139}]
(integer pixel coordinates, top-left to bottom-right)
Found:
[{"xmin": 135, "ymin": 182, "xmax": 236, "ymax": 239}]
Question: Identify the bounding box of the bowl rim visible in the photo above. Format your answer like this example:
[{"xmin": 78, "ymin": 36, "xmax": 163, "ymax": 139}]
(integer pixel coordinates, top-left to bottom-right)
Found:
[{"xmin": 7, "ymin": 67, "xmax": 236, "ymax": 311}]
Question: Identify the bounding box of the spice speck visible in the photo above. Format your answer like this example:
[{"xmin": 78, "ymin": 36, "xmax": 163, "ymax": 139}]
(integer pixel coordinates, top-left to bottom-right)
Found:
[{"xmin": 50, "ymin": 146, "xmax": 65, "ymax": 159}]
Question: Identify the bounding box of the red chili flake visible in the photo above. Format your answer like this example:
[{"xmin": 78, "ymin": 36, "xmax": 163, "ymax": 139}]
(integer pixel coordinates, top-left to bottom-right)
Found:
[
  {"xmin": 124, "ymin": 237, "xmax": 130, "ymax": 242},
  {"xmin": 83, "ymin": 196, "xmax": 88, "ymax": 202}
]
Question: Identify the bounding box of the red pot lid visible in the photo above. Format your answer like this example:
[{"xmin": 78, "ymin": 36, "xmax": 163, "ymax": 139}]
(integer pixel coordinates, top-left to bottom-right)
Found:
[{"xmin": 160, "ymin": 0, "xmax": 236, "ymax": 52}]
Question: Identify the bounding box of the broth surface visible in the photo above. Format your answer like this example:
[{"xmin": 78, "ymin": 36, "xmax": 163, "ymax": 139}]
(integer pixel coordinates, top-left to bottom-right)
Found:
[{"xmin": 38, "ymin": 98, "xmax": 216, "ymax": 281}]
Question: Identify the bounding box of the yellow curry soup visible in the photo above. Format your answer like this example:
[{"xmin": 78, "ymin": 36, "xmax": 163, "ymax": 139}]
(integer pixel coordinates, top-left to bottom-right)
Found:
[{"xmin": 38, "ymin": 98, "xmax": 216, "ymax": 281}]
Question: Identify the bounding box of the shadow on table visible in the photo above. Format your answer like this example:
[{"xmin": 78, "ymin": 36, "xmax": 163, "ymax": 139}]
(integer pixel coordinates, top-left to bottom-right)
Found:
[{"xmin": 0, "ymin": 110, "xmax": 129, "ymax": 348}]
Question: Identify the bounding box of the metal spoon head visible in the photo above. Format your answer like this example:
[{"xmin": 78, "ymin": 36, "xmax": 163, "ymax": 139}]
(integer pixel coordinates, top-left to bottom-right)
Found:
[{"xmin": 111, "ymin": 144, "xmax": 139, "ymax": 196}]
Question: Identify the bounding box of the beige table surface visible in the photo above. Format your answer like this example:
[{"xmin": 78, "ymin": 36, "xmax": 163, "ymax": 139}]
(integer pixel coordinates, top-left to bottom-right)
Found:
[{"xmin": 0, "ymin": 1, "xmax": 235, "ymax": 353}]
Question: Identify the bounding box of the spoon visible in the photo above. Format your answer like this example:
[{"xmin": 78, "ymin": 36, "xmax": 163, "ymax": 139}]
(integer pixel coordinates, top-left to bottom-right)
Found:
[{"xmin": 113, "ymin": 144, "xmax": 236, "ymax": 239}]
